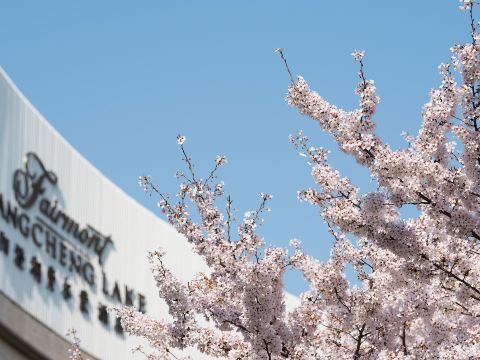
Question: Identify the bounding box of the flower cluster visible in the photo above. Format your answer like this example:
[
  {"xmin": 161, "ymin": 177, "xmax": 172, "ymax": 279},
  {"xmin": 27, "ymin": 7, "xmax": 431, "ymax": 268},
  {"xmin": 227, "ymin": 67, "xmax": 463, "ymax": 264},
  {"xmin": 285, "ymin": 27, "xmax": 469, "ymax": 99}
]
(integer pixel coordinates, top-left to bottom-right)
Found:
[{"xmin": 283, "ymin": 3, "xmax": 480, "ymax": 357}]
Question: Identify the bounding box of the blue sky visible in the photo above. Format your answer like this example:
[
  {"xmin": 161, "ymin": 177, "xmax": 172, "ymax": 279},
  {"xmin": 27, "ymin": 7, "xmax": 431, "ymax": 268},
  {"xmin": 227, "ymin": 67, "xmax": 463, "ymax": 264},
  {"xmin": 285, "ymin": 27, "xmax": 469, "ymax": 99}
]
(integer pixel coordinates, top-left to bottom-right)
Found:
[{"xmin": 0, "ymin": 1, "xmax": 472, "ymax": 295}]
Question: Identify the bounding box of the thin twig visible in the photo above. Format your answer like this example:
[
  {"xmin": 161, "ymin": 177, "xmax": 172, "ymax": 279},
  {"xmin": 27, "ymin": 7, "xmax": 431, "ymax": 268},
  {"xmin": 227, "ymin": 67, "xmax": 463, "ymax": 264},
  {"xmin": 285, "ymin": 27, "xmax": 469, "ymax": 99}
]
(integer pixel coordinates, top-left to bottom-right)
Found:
[{"xmin": 276, "ymin": 48, "xmax": 295, "ymax": 84}]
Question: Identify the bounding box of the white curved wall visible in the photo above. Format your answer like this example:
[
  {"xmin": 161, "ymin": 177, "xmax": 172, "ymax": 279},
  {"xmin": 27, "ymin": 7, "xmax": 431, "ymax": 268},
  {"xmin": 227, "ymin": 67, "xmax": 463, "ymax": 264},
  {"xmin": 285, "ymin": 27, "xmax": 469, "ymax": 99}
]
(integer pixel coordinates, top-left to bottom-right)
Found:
[{"xmin": 0, "ymin": 68, "xmax": 211, "ymax": 359}]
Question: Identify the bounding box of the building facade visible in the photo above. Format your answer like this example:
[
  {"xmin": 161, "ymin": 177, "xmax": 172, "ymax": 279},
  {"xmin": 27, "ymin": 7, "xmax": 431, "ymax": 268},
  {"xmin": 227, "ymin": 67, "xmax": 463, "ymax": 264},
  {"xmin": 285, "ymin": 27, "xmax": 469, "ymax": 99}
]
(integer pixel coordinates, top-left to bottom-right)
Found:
[{"xmin": 0, "ymin": 68, "xmax": 210, "ymax": 359}]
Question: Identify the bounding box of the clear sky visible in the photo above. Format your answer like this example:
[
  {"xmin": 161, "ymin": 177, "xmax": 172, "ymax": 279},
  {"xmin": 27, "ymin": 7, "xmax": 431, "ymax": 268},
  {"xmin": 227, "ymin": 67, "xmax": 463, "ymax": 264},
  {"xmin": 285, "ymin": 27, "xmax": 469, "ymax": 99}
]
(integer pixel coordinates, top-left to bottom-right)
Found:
[{"xmin": 0, "ymin": 1, "xmax": 472, "ymax": 295}]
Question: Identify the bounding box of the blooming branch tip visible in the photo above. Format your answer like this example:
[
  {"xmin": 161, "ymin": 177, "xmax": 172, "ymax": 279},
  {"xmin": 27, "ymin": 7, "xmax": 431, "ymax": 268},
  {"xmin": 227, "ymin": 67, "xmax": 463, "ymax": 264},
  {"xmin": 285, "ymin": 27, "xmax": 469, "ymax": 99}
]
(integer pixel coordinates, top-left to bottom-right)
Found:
[
  {"xmin": 215, "ymin": 155, "xmax": 228, "ymax": 166},
  {"xmin": 352, "ymin": 50, "xmax": 365, "ymax": 61},
  {"xmin": 176, "ymin": 134, "xmax": 186, "ymax": 145},
  {"xmin": 459, "ymin": 0, "xmax": 474, "ymax": 10}
]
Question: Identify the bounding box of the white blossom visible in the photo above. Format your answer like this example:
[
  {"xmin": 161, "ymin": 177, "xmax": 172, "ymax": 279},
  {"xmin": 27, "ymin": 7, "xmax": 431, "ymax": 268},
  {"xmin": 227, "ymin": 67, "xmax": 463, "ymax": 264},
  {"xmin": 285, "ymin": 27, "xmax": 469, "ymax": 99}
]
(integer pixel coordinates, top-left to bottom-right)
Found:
[
  {"xmin": 177, "ymin": 134, "xmax": 186, "ymax": 145},
  {"xmin": 215, "ymin": 155, "xmax": 228, "ymax": 166},
  {"xmin": 352, "ymin": 49, "xmax": 365, "ymax": 61}
]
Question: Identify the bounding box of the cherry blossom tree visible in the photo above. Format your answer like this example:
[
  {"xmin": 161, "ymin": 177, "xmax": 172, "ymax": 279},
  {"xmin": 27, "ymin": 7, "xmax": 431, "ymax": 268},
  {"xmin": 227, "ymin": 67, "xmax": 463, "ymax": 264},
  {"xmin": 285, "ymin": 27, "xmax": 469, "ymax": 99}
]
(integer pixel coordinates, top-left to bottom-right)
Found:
[{"xmin": 113, "ymin": 1, "xmax": 480, "ymax": 358}]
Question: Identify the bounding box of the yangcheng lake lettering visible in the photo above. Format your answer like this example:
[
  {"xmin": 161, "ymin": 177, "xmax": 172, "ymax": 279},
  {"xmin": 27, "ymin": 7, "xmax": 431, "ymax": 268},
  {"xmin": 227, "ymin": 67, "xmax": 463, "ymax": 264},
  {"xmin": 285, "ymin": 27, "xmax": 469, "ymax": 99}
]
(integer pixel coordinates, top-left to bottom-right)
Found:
[
  {"xmin": 39, "ymin": 198, "xmax": 112, "ymax": 265},
  {"xmin": 0, "ymin": 152, "xmax": 148, "ymax": 325},
  {"xmin": 0, "ymin": 194, "xmax": 95, "ymax": 285}
]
